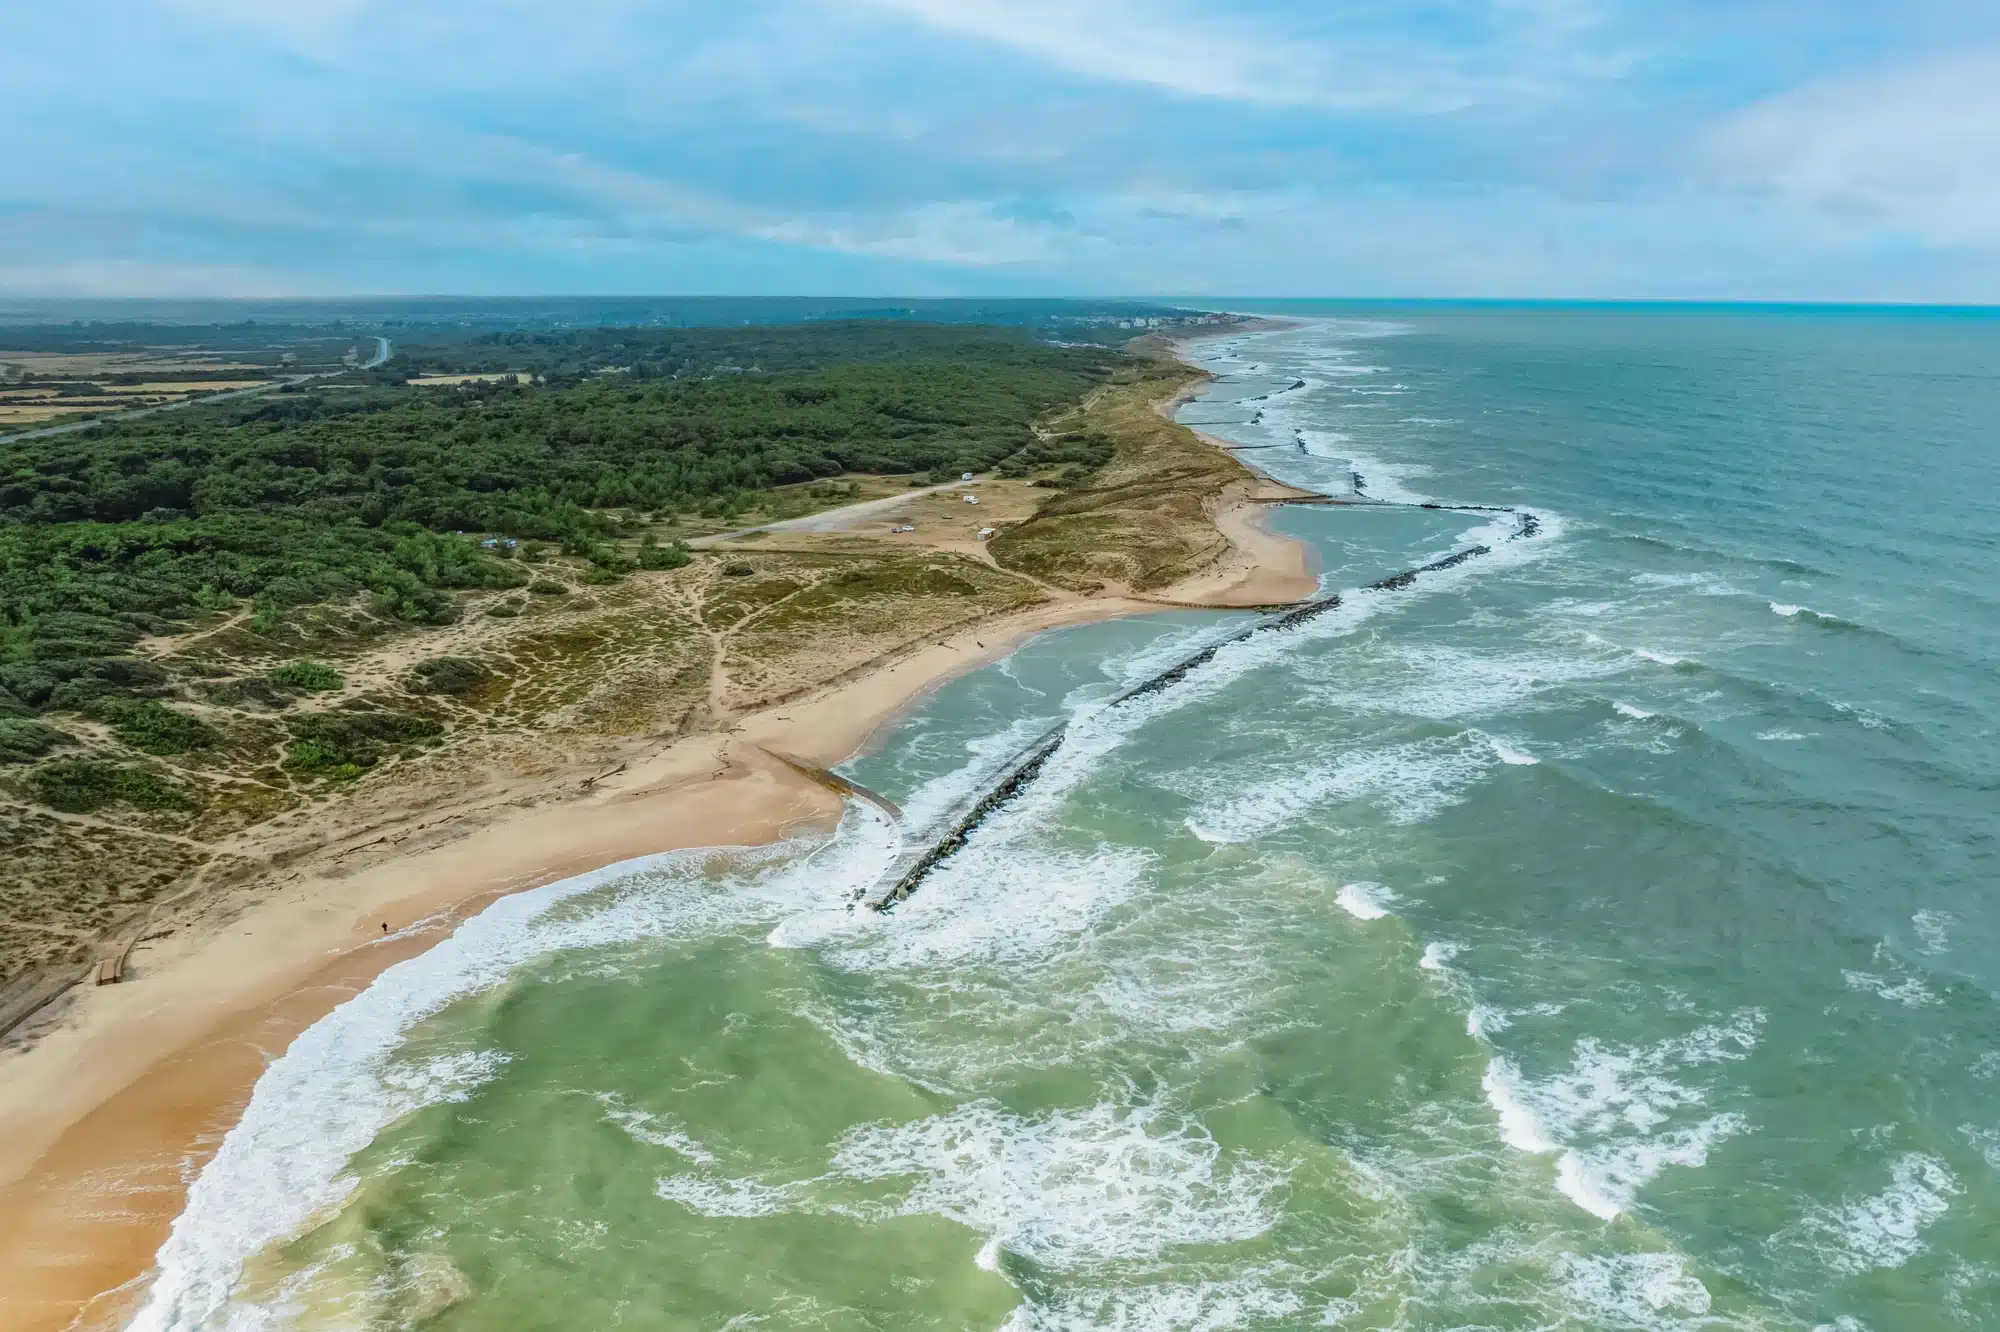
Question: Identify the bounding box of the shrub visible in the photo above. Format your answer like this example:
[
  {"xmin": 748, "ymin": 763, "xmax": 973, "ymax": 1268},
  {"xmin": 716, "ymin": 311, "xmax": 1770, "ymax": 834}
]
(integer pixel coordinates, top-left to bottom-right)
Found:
[
  {"xmin": 267, "ymin": 659, "xmax": 344, "ymax": 693},
  {"xmin": 408, "ymin": 656, "xmax": 491, "ymax": 695},
  {"xmin": 284, "ymin": 711, "xmax": 443, "ymax": 779},
  {"xmin": 637, "ymin": 539, "xmax": 691, "ymax": 571},
  {"xmin": 485, "ymin": 599, "xmax": 523, "ymax": 618},
  {"xmin": 0, "ymin": 718, "xmax": 70, "ymax": 763},
  {"xmin": 582, "ymin": 565, "xmax": 626, "ymax": 585},
  {"xmin": 722, "ymin": 561, "xmax": 755, "ymax": 577},
  {"xmin": 87, "ymin": 698, "xmax": 218, "ymax": 755},
  {"xmin": 32, "ymin": 759, "xmax": 188, "ymax": 812},
  {"xmin": 529, "ymin": 580, "xmax": 569, "ymax": 596}
]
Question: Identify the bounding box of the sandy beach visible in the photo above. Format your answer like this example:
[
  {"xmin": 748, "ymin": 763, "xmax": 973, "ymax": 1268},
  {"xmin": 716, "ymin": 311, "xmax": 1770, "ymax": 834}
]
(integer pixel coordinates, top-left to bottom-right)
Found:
[{"xmin": 0, "ymin": 354, "xmax": 1313, "ymax": 1332}]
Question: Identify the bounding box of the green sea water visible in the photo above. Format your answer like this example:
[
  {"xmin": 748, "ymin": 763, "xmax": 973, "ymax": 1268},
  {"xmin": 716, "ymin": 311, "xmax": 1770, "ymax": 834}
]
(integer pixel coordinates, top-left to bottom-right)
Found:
[{"xmin": 131, "ymin": 307, "xmax": 2000, "ymax": 1331}]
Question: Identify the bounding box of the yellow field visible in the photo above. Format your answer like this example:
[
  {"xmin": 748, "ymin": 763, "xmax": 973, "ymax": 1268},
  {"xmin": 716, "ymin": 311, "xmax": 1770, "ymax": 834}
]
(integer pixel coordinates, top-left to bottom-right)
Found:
[
  {"xmin": 407, "ymin": 372, "xmax": 534, "ymax": 386},
  {"xmin": 0, "ymin": 351, "xmax": 266, "ymax": 376},
  {"xmin": 99, "ymin": 380, "xmax": 269, "ymax": 395},
  {"xmin": 0, "ymin": 404, "xmax": 106, "ymax": 422}
]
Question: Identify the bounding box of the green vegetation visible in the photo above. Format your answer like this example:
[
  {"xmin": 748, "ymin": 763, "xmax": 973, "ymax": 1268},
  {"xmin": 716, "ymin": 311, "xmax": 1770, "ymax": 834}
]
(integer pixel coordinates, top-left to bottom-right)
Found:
[
  {"xmin": 408, "ymin": 656, "xmax": 491, "ymax": 695},
  {"xmin": 87, "ymin": 698, "xmax": 217, "ymax": 755},
  {"xmin": 31, "ymin": 759, "xmax": 188, "ymax": 813},
  {"xmin": 528, "ymin": 580, "xmax": 569, "ymax": 596},
  {"xmin": 0, "ymin": 718, "xmax": 69, "ymax": 763},
  {"xmin": 390, "ymin": 319, "xmax": 1110, "ymax": 382},
  {"xmin": 268, "ymin": 659, "xmax": 345, "ymax": 692},
  {"xmin": 637, "ymin": 537, "xmax": 691, "ymax": 570},
  {"xmin": 284, "ymin": 711, "xmax": 443, "ymax": 780},
  {"xmin": 0, "ymin": 323, "xmax": 1112, "ymax": 724},
  {"xmin": 997, "ymin": 428, "xmax": 1117, "ymax": 483}
]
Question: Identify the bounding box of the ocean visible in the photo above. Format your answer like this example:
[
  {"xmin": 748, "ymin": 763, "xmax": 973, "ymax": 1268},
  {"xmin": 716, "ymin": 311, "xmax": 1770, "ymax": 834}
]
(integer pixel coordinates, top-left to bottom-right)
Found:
[{"xmin": 129, "ymin": 306, "xmax": 2000, "ymax": 1330}]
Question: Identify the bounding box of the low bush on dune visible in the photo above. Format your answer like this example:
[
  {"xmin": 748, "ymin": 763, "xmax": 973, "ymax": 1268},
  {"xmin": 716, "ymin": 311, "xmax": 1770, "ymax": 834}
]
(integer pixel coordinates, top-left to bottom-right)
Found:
[
  {"xmin": 0, "ymin": 718, "xmax": 70, "ymax": 763},
  {"xmin": 283, "ymin": 711, "xmax": 443, "ymax": 780},
  {"xmin": 32, "ymin": 758, "xmax": 188, "ymax": 812},
  {"xmin": 637, "ymin": 538, "xmax": 692, "ymax": 571},
  {"xmin": 85, "ymin": 698, "xmax": 218, "ymax": 755},
  {"xmin": 267, "ymin": 659, "xmax": 345, "ymax": 693},
  {"xmin": 407, "ymin": 656, "xmax": 491, "ymax": 695}
]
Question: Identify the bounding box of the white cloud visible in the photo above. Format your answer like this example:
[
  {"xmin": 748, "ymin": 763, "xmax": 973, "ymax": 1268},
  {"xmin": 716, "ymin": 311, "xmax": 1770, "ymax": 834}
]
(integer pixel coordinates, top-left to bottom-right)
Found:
[
  {"xmin": 850, "ymin": 0, "xmax": 1602, "ymax": 114},
  {"xmin": 1700, "ymin": 49, "xmax": 2000, "ymax": 244}
]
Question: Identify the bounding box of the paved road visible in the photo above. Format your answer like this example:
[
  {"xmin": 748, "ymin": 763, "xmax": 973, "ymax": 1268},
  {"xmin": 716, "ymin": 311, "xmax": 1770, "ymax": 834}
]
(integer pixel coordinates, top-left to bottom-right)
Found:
[
  {"xmin": 686, "ymin": 481, "xmax": 973, "ymax": 548},
  {"xmin": 1, "ymin": 336, "xmax": 391, "ymax": 444}
]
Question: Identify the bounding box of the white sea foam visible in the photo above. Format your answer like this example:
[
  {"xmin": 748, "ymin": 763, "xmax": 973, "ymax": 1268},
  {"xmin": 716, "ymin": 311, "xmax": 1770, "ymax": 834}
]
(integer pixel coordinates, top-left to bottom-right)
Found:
[
  {"xmin": 661, "ymin": 1097, "xmax": 1291, "ymax": 1281},
  {"xmin": 1298, "ymin": 641, "xmax": 1624, "ymax": 724},
  {"xmin": 1912, "ymin": 910, "xmax": 1955, "ymax": 953},
  {"xmin": 1770, "ymin": 601, "xmax": 1804, "ymax": 617},
  {"xmin": 1340, "ymin": 449, "xmax": 1434, "ymax": 505},
  {"xmin": 1482, "ymin": 1059, "xmax": 1558, "ymax": 1155},
  {"xmin": 1957, "ymin": 1123, "xmax": 2000, "ymax": 1172},
  {"xmin": 1467, "ymin": 1004, "xmax": 1512, "ymax": 1040},
  {"xmin": 1613, "ymin": 701, "xmax": 1656, "ymax": 720},
  {"xmin": 1795, "ymin": 1153, "xmax": 1959, "ymax": 1273},
  {"xmin": 833, "ymin": 1100, "xmax": 1287, "ymax": 1270},
  {"xmin": 1419, "ymin": 941, "xmax": 1463, "ymax": 972},
  {"xmin": 1843, "ymin": 970, "xmax": 1940, "ymax": 1008},
  {"xmin": 1486, "ymin": 736, "xmax": 1539, "ymax": 766},
  {"xmin": 891, "ymin": 713, "xmax": 1059, "ymax": 836},
  {"xmin": 1296, "ymin": 427, "xmax": 1354, "ymax": 454},
  {"xmin": 998, "ymin": 1276, "xmax": 1306, "ymax": 1332},
  {"xmin": 1756, "ymin": 729, "xmax": 1810, "ymax": 742},
  {"xmin": 829, "ymin": 840, "xmax": 1153, "ymax": 972},
  {"xmin": 131, "ymin": 810, "xmax": 898, "ymax": 1332},
  {"xmin": 655, "ymin": 1173, "xmax": 803, "ymax": 1218},
  {"xmin": 1476, "ymin": 1014, "xmax": 1763, "ymax": 1220},
  {"xmin": 597, "ymin": 1095, "xmax": 716, "ymax": 1163},
  {"xmin": 1335, "ymin": 882, "xmax": 1398, "ymax": 921},
  {"xmin": 1635, "ymin": 647, "xmax": 1685, "ymax": 667},
  {"xmin": 964, "ymin": 542, "xmax": 1551, "ymax": 858},
  {"xmin": 1183, "ymin": 734, "xmax": 1500, "ymax": 843},
  {"xmin": 1555, "ymin": 1251, "xmax": 1713, "ymax": 1325}
]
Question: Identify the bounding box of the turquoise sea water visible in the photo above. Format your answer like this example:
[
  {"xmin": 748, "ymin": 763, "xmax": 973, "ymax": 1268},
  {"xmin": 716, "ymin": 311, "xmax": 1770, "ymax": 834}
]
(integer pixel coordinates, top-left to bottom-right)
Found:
[{"xmin": 129, "ymin": 308, "xmax": 2000, "ymax": 1331}]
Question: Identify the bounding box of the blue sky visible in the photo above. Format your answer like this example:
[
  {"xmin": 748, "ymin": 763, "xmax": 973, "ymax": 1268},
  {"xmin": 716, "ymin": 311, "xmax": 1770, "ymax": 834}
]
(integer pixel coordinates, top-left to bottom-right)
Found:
[{"xmin": 4, "ymin": 0, "xmax": 1998, "ymax": 300}]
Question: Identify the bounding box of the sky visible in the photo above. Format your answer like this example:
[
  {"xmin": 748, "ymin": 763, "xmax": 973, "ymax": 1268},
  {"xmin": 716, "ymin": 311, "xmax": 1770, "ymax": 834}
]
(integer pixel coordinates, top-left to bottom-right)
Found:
[{"xmin": 4, "ymin": 0, "xmax": 1999, "ymax": 302}]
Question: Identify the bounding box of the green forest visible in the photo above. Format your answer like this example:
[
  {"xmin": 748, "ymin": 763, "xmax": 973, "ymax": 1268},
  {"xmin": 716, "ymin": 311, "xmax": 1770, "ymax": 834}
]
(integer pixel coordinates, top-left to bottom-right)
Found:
[{"xmin": 0, "ymin": 322, "xmax": 1118, "ymax": 718}]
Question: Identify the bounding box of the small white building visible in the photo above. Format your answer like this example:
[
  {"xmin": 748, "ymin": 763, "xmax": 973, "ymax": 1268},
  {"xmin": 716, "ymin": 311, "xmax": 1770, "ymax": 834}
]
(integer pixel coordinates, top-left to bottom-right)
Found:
[
  {"xmin": 977, "ymin": 527, "xmax": 996, "ymax": 541},
  {"xmin": 962, "ymin": 494, "xmax": 980, "ymax": 505},
  {"xmin": 961, "ymin": 471, "xmax": 974, "ymax": 481}
]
